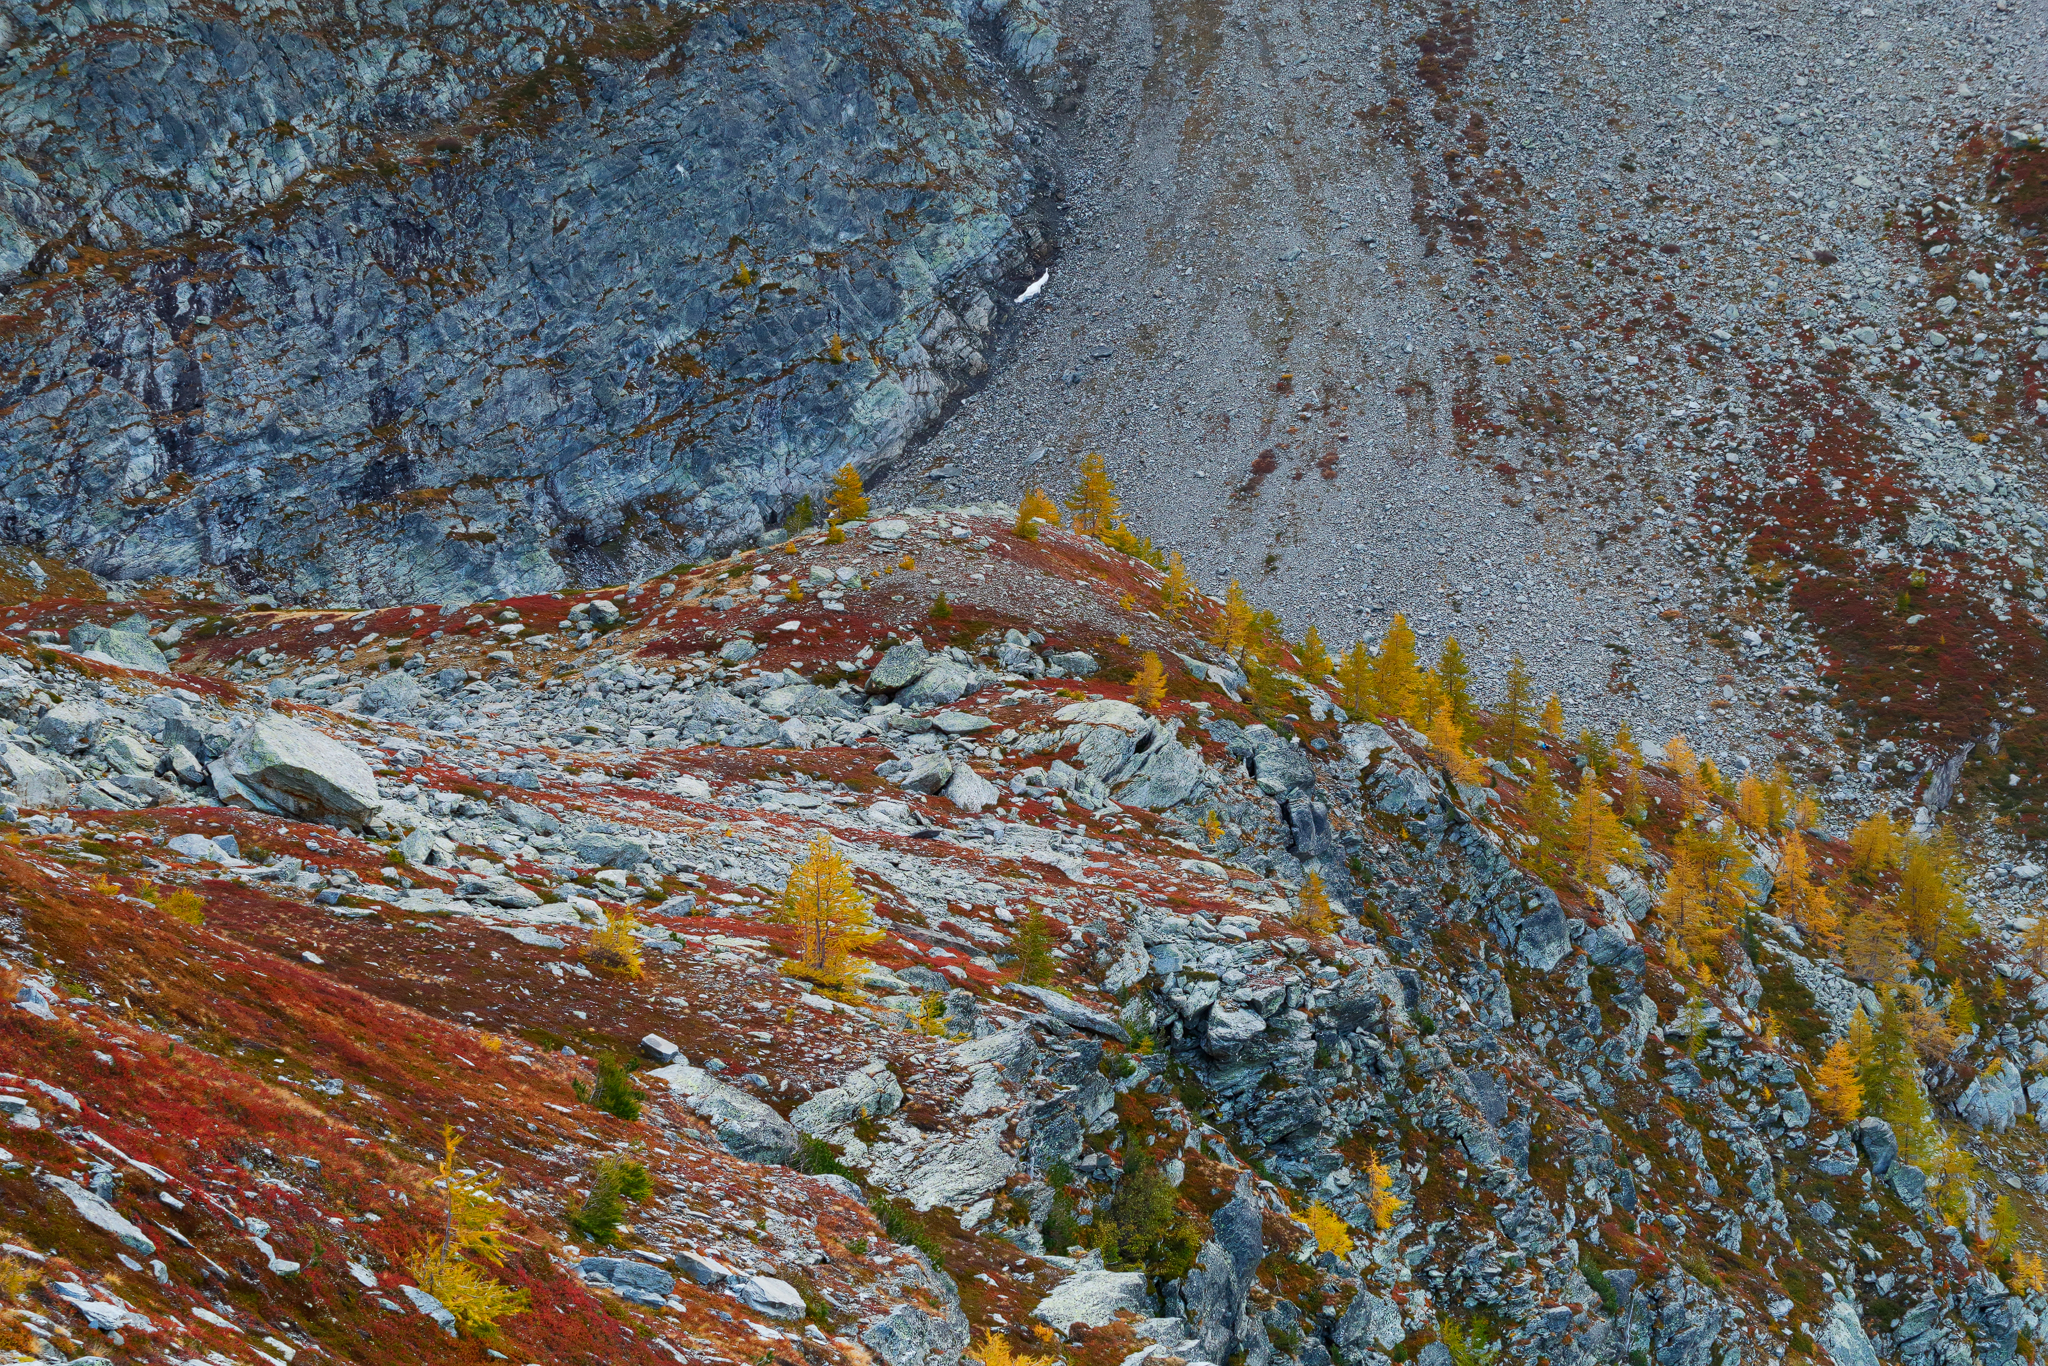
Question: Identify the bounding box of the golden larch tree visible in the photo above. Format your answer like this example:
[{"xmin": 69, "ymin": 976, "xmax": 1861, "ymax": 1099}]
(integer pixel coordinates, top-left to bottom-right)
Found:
[
  {"xmin": 1303, "ymin": 1202, "xmax": 1354, "ymax": 1258},
  {"xmin": 1846, "ymin": 812, "xmax": 1903, "ymax": 877},
  {"xmin": 1659, "ymin": 842, "xmax": 1729, "ymax": 979},
  {"xmin": 1436, "ymin": 636, "xmax": 1475, "ymax": 737},
  {"xmin": 1363, "ymin": 1153, "xmax": 1400, "ymax": 1231},
  {"xmin": 406, "ymin": 1126, "xmax": 530, "ymax": 1335},
  {"xmin": 1372, "ymin": 614, "xmax": 1421, "ymax": 721},
  {"xmin": 1539, "ymin": 693, "xmax": 1565, "ymax": 737},
  {"xmin": 1160, "ymin": 552, "xmax": 1195, "ymax": 617},
  {"xmin": 1333, "ymin": 641, "xmax": 1372, "ymax": 718},
  {"xmin": 775, "ymin": 834, "xmax": 881, "ymax": 984},
  {"xmin": 1132, "ymin": 652, "xmax": 1168, "ymax": 711},
  {"xmin": 1893, "ymin": 834, "xmax": 1972, "ymax": 961},
  {"xmin": 1566, "ymin": 769, "xmax": 1636, "ymax": 882},
  {"xmin": 1297, "ymin": 625, "xmax": 1332, "ymax": 681},
  {"xmin": 1490, "ymin": 655, "xmax": 1535, "ymax": 762},
  {"xmin": 1213, "ymin": 580, "xmax": 1254, "ymax": 659},
  {"xmin": 1065, "ymin": 452, "xmax": 1121, "ymax": 535},
  {"xmin": 1014, "ymin": 487, "xmax": 1062, "ymax": 539},
  {"xmin": 1663, "ymin": 734, "xmax": 1705, "ymax": 818},
  {"xmin": 1294, "ymin": 869, "xmax": 1337, "ymax": 935},
  {"xmin": 1775, "ymin": 834, "xmax": 1840, "ymax": 953},
  {"xmin": 1812, "ymin": 1039, "xmax": 1863, "ymax": 1124},
  {"xmin": 828, "ymin": 464, "xmax": 869, "ymax": 522},
  {"xmin": 1426, "ymin": 701, "xmax": 1485, "ymax": 788}
]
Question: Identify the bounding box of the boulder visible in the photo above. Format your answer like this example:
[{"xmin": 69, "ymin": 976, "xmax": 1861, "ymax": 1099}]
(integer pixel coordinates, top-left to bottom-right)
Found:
[
  {"xmin": 580, "ymin": 1257, "xmax": 675, "ymax": 1307},
  {"xmin": 1007, "ymin": 984, "xmax": 1130, "ymax": 1042},
  {"xmin": 360, "ymin": 672, "xmax": 422, "ymax": 715},
  {"xmin": 640, "ymin": 1034, "xmax": 681, "ymax": 1064},
  {"xmin": 570, "ymin": 832, "xmax": 652, "ymax": 868},
  {"xmin": 894, "ymin": 661, "xmax": 976, "ymax": 711},
  {"xmin": 33, "ymin": 700, "xmax": 102, "ymax": 754},
  {"xmin": 81, "ymin": 628, "xmax": 169, "ymax": 674},
  {"xmin": 1954, "ymin": 1056, "xmax": 2028, "ymax": 1132},
  {"xmin": 1855, "ymin": 1116, "xmax": 1897, "ymax": 1176},
  {"xmin": 645, "ymin": 1062, "xmax": 799, "ymax": 1165},
  {"xmin": 1814, "ymin": 1299, "xmax": 1879, "ymax": 1366},
  {"xmin": 1333, "ymin": 1289, "xmax": 1404, "ymax": 1354},
  {"xmin": 868, "ymin": 643, "xmax": 934, "ymax": 691},
  {"xmin": 865, "ymin": 1118, "xmax": 1017, "ymax": 1211},
  {"xmin": 221, "ymin": 714, "xmax": 381, "ymax": 828},
  {"xmin": 791, "ymin": 1066, "xmax": 904, "ymax": 1133},
  {"xmin": 675, "ymin": 1249, "xmax": 738, "ymax": 1286},
  {"xmin": 895, "ymin": 753, "xmax": 955, "ymax": 794},
  {"xmin": 728, "ymin": 1272, "xmax": 807, "ymax": 1320},
  {"xmin": 1045, "ymin": 650, "xmax": 1099, "ymax": 678},
  {"xmin": 1889, "ymin": 1163, "xmax": 1928, "ymax": 1207},
  {"xmin": 401, "ymin": 1284, "xmax": 457, "ymax": 1335},
  {"xmin": 162, "ymin": 713, "xmax": 235, "ymax": 761},
  {"xmin": 1032, "ymin": 1267, "xmax": 1152, "ymax": 1330},
  {"xmin": 943, "ymin": 766, "xmax": 1001, "ymax": 813},
  {"xmin": 1200, "ymin": 1006, "xmax": 1268, "ymax": 1061},
  {"xmin": 1, "ymin": 745, "xmax": 71, "ymax": 809},
  {"xmin": 718, "ymin": 639, "xmax": 757, "ymax": 664}
]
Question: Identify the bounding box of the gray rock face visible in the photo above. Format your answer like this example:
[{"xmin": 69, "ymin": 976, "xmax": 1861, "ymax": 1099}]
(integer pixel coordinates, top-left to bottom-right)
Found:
[
  {"xmin": 569, "ymin": 831, "xmax": 652, "ymax": 869},
  {"xmin": 34, "ymin": 700, "xmax": 102, "ymax": 754},
  {"xmin": 1031, "ymin": 1266, "xmax": 1152, "ymax": 1330},
  {"xmin": 1814, "ymin": 1298, "xmax": 1879, "ymax": 1366},
  {"xmin": 579, "ymin": 1257, "xmax": 676, "ymax": 1308},
  {"xmin": 790, "ymin": 1066, "xmax": 905, "ymax": 1134},
  {"xmin": 221, "ymin": 713, "xmax": 381, "ymax": 827},
  {"xmin": 646, "ymin": 1062, "xmax": 799, "ymax": 1165},
  {"xmin": 868, "ymin": 644, "xmax": 935, "ymax": 691},
  {"xmin": 1954, "ymin": 1056, "xmax": 2028, "ymax": 1132},
  {"xmin": 1, "ymin": 744, "xmax": 72, "ymax": 809},
  {"xmin": 943, "ymin": 765, "xmax": 1001, "ymax": 813},
  {"xmin": 1855, "ymin": 1116, "xmax": 1898, "ymax": 1175},
  {"xmin": 894, "ymin": 662, "xmax": 978, "ymax": 711},
  {"xmin": 0, "ymin": 0, "xmax": 1056, "ymax": 604},
  {"xmin": 74, "ymin": 625, "xmax": 170, "ymax": 674},
  {"xmin": 360, "ymin": 672, "xmax": 421, "ymax": 716}
]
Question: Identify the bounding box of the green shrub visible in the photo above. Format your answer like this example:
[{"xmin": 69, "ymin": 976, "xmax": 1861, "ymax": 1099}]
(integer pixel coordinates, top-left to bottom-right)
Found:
[
  {"xmin": 869, "ymin": 1194, "xmax": 942, "ymax": 1262},
  {"xmin": 573, "ymin": 1055, "xmax": 644, "ymax": 1120},
  {"xmin": 566, "ymin": 1156, "xmax": 653, "ymax": 1244}
]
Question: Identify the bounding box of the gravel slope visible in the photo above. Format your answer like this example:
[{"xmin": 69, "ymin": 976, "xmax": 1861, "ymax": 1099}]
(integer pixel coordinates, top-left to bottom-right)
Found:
[{"xmin": 920, "ymin": 0, "xmax": 2048, "ymax": 776}]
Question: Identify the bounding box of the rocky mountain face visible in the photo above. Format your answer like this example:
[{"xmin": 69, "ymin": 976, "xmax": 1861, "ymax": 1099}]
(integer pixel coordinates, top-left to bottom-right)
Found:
[
  {"xmin": 0, "ymin": 0, "xmax": 1055, "ymax": 603},
  {"xmin": 0, "ymin": 514, "xmax": 2041, "ymax": 1366}
]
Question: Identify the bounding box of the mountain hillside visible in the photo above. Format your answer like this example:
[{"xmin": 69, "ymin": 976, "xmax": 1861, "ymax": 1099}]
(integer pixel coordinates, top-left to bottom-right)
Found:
[{"xmin": 0, "ymin": 507, "xmax": 2039, "ymax": 1366}]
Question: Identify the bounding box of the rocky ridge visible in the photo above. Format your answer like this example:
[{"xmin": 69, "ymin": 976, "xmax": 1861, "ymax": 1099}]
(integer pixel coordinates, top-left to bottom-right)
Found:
[{"xmin": 0, "ymin": 518, "xmax": 2039, "ymax": 1365}]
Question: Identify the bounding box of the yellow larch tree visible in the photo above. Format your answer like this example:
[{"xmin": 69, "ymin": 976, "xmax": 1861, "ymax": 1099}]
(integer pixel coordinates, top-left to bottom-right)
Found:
[
  {"xmin": 828, "ymin": 464, "xmax": 869, "ymax": 523},
  {"xmin": 1427, "ymin": 701, "xmax": 1485, "ymax": 788},
  {"xmin": 1336, "ymin": 641, "xmax": 1374, "ymax": 718},
  {"xmin": 1213, "ymin": 580, "xmax": 1253, "ymax": 659},
  {"xmin": 1303, "ymin": 1202, "xmax": 1354, "ymax": 1258},
  {"xmin": 1539, "ymin": 692, "xmax": 1565, "ymax": 737},
  {"xmin": 1565, "ymin": 768, "xmax": 1637, "ymax": 882},
  {"xmin": 1775, "ymin": 834, "xmax": 1840, "ymax": 954},
  {"xmin": 1065, "ymin": 452, "xmax": 1121, "ymax": 535},
  {"xmin": 1363, "ymin": 1153, "xmax": 1400, "ymax": 1231},
  {"xmin": 1812, "ymin": 1039, "xmax": 1863, "ymax": 1124},
  {"xmin": 406, "ymin": 1126, "xmax": 530, "ymax": 1335},
  {"xmin": 1297, "ymin": 625, "xmax": 1332, "ymax": 682},
  {"xmin": 1160, "ymin": 552, "xmax": 1195, "ymax": 618},
  {"xmin": 1846, "ymin": 812, "xmax": 1903, "ymax": 877},
  {"xmin": 1294, "ymin": 868, "xmax": 1337, "ymax": 935},
  {"xmin": 1893, "ymin": 833, "xmax": 1973, "ymax": 963},
  {"xmin": 1841, "ymin": 905, "xmax": 1911, "ymax": 984},
  {"xmin": 1372, "ymin": 614, "xmax": 1421, "ymax": 722},
  {"xmin": 585, "ymin": 907, "xmax": 644, "ymax": 978},
  {"xmin": 1659, "ymin": 842, "xmax": 1729, "ymax": 979},
  {"xmin": 774, "ymin": 833, "xmax": 881, "ymax": 985},
  {"xmin": 1611, "ymin": 720, "xmax": 1643, "ymax": 768},
  {"xmin": 1663, "ymin": 734, "xmax": 1705, "ymax": 818},
  {"xmin": 1132, "ymin": 652, "xmax": 1168, "ymax": 711},
  {"xmin": 1014, "ymin": 487, "xmax": 1062, "ymax": 539}
]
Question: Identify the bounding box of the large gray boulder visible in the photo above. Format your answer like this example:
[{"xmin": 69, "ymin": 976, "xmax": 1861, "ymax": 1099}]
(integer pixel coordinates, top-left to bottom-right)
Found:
[
  {"xmin": 1032, "ymin": 1266, "xmax": 1152, "ymax": 1330},
  {"xmin": 1855, "ymin": 1116, "xmax": 1897, "ymax": 1176},
  {"xmin": 867, "ymin": 644, "xmax": 934, "ymax": 691},
  {"xmin": 942, "ymin": 765, "xmax": 1000, "ymax": 813},
  {"xmin": 33, "ymin": 700, "xmax": 102, "ymax": 754},
  {"xmin": 1814, "ymin": 1299, "xmax": 1880, "ymax": 1366},
  {"xmin": 222, "ymin": 713, "xmax": 381, "ymax": 828},
  {"xmin": 360, "ymin": 672, "xmax": 422, "ymax": 716},
  {"xmin": 790, "ymin": 1066, "xmax": 904, "ymax": 1134},
  {"xmin": 569, "ymin": 832, "xmax": 652, "ymax": 869},
  {"xmin": 1, "ymin": 745, "xmax": 72, "ymax": 809},
  {"xmin": 894, "ymin": 661, "xmax": 977, "ymax": 711},
  {"xmin": 645, "ymin": 1062, "xmax": 799, "ymax": 1165},
  {"xmin": 579, "ymin": 1257, "xmax": 676, "ymax": 1307},
  {"xmin": 1006, "ymin": 984, "xmax": 1130, "ymax": 1042},
  {"xmin": 1954, "ymin": 1056, "xmax": 2028, "ymax": 1132},
  {"xmin": 75, "ymin": 624, "xmax": 170, "ymax": 674}
]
